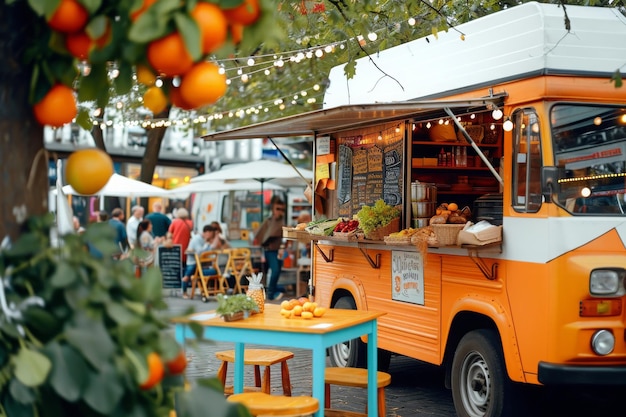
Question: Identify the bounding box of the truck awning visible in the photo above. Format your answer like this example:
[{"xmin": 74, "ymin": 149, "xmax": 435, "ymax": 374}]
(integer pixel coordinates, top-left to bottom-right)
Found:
[{"xmin": 201, "ymin": 97, "xmax": 505, "ymax": 141}]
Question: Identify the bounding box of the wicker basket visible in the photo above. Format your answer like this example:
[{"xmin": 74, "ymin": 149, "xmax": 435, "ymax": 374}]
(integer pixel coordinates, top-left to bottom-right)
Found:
[
  {"xmin": 432, "ymin": 224, "xmax": 465, "ymax": 246},
  {"xmin": 364, "ymin": 217, "xmax": 401, "ymax": 240}
]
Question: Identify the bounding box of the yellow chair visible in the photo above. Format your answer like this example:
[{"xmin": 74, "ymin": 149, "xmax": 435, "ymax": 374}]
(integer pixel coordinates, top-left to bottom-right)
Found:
[
  {"xmin": 192, "ymin": 251, "xmax": 225, "ymax": 302},
  {"xmin": 324, "ymin": 367, "xmax": 391, "ymax": 417},
  {"xmin": 223, "ymin": 248, "xmax": 254, "ymax": 294},
  {"xmin": 227, "ymin": 392, "xmax": 318, "ymax": 417},
  {"xmin": 216, "ymin": 349, "xmax": 294, "ymax": 396}
]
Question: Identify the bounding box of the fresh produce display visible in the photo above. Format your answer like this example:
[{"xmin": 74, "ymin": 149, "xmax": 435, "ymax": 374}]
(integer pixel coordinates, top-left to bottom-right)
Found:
[
  {"xmin": 279, "ymin": 297, "xmax": 327, "ymax": 319},
  {"xmin": 333, "ymin": 218, "xmax": 359, "ymax": 233},
  {"xmin": 305, "ymin": 218, "xmax": 342, "ymax": 236},
  {"xmin": 356, "ymin": 199, "xmax": 401, "ymax": 235},
  {"xmin": 430, "ymin": 202, "xmax": 472, "ymax": 225}
]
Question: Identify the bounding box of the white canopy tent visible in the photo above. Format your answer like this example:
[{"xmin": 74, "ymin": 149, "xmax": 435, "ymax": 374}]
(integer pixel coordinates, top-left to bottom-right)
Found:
[
  {"xmin": 167, "ymin": 179, "xmax": 284, "ymax": 199},
  {"xmin": 62, "ymin": 173, "xmax": 170, "ymax": 198}
]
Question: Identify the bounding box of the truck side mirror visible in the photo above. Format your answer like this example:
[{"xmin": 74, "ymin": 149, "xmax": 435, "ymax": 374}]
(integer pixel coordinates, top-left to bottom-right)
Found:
[{"xmin": 542, "ymin": 166, "xmax": 560, "ymax": 202}]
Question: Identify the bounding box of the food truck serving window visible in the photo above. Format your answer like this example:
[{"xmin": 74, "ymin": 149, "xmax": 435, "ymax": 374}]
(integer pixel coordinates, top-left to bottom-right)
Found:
[
  {"xmin": 512, "ymin": 109, "xmax": 543, "ymax": 213},
  {"xmin": 551, "ymin": 104, "xmax": 626, "ymax": 215}
]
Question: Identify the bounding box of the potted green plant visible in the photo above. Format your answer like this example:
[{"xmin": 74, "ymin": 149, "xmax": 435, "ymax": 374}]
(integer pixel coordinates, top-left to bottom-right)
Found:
[
  {"xmin": 0, "ymin": 214, "xmax": 250, "ymax": 417},
  {"xmin": 215, "ymin": 294, "xmax": 259, "ymax": 321}
]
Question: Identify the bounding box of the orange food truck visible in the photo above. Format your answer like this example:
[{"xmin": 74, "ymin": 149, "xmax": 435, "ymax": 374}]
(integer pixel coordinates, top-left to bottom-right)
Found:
[{"xmin": 203, "ymin": 3, "xmax": 626, "ymax": 416}]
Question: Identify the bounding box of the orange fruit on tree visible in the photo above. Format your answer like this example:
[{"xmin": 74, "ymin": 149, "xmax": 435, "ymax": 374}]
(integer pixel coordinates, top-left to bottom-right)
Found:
[
  {"xmin": 165, "ymin": 350, "xmax": 187, "ymax": 375},
  {"xmin": 147, "ymin": 32, "xmax": 194, "ymax": 77},
  {"xmin": 65, "ymin": 31, "xmax": 93, "ymax": 60},
  {"xmin": 169, "ymin": 84, "xmax": 195, "ymax": 110},
  {"xmin": 179, "ymin": 61, "xmax": 227, "ymax": 108},
  {"xmin": 136, "ymin": 65, "xmax": 156, "ymax": 86},
  {"xmin": 48, "ymin": 0, "xmax": 89, "ymax": 33},
  {"xmin": 229, "ymin": 24, "xmax": 244, "ymax": 45},
  {"xmin": 130, "ymin": 0, "xmax": 157, "ymax": 21},
  {"xmin": 140, "ymin": 352, "xmax": 165, "ymax": 390},
  {"xmin": 33, "ymin": 84, "xmax": 77, "ymax": 127},
  {"xmin": 65, "ymin": 148, "xmax": 113, "ymax": 195},
  {"xmin": 222, "ymin": 0, "xmax": 261, "ymax": 26},
  {"xmin": 191, "ymin": 2, "xmax": 228, "ymax": 54},
  {"xmin": 143, "ymin": 86, "xmax": 168, "ymax": 114}
]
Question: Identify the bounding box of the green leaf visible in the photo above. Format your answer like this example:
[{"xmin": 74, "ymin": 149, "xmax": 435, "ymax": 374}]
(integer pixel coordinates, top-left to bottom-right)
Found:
[
  {"xmin": 128, "ymin": 0, "xmax": 180, "ymax": 43},
  {"xmin": 21, "ymin": 306, "xmax": 62, "ymax": 342},
  {"xmin": 80, "ymin": 0, "xmax": 103, "ymax": 15},
  {"xmin": 106, "ymin": 301, "xmax": 140, "ymax": 326},
  {"xmin": 141, "ymin": 267, "xmax": 163, "ymax": 303},
  {"xmin": 43, "ymin": 342, "xmax": 88, "ymax": 402},
  {"xmin": 2, "ymin": 393, "xmax": 34, "ymax": 417},
  {"xmin": 174, "ymin": 12, "xmax": 202, "ymax": 61},
  {"xmin": 7, "ymin": 233, "xmax": 41, "ymax": 257},
  {"xmin": 9, "ymin": 378, "xmax": 36, "ymax": 405},
  {"xmin": 65, "ymin": 318, "xmax": 115, "ymax": 371},
  {"xmin": 123, "ymin": 299, "xmax": 147, "ymax": 316},
  {"xmin": 114, "ymin": 61, "xmax": 134, "ymax": 96},
  {"xmin": 612, "ymin": 70, "xmax": 623, "ymax": 88},
  {"xmin": 13, "ymin": 347, "xmax": 51, "ymax": 388},
  {"xmin": 82, "ymin": 362, "xmax": 124, "ymax": 415},
  {"xmin": 50, "ymin": 261, "xmax": 77, "ymax": 288},
  {"xmin": 177, "ymin": 384, "xmax": 252, "ymax": 417},
  {"xmin": 123, "ymin": 347, "xmax": 148, "ymax": 385},
  {"xmin": 76, "ymin": 108, "xmax": 93, "ymax": 130},
  {"xmin": 77, "ymin": 62, "xmax": 107, "ymax": 102},
  {"xmin": 28, "ymin": 0, "xmax": 56, "ymax": 16}
]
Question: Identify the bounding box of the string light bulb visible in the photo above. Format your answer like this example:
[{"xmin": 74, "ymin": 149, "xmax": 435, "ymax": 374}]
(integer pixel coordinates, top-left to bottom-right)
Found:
[
  {"xmin": 503, "ymin": 117, "xmax": 513, "ymax": 131},
  {"xmin": 492, "ymin": 108, "xmax": 503, "ymax": 120}
]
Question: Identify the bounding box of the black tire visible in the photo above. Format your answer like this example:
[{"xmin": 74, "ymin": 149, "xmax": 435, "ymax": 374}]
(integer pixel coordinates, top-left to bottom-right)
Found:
[
  {"xmin": 451, "ymin": 329, "xmax": 518, "ymax": 417},
  {"xmin": 328, "ymin": 296, "xmax": 392, "ymax": 371}
]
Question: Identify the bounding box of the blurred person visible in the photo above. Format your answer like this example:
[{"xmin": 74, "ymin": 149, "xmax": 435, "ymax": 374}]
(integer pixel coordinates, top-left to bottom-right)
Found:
[
  {"xmin": 145, "ymin": 201, "xmax": 171, "ymax": 238},
  {"xmin": 209, "ymin": 221, "xmax": 231, "ymax": 250},
  {"xmin": 126, "ymin": 205, "xmax": 144, "ymax": 249},
  {"xmin": 167, "ymin": 207, "xmax": 193, "ymax": 270},
  {"xmin": 109, "ymin": 208, "xmax": 128, "ymax": 255},
  {"xmin": 181, "ymin": 224, "xmax": 220, "ymax": 299},
  {"xmin": 72, "ymin": 216, "xmax": 85, "ymax": 234},
  {"xmin": 135, "ymin": 219, "xmax": 158, "ymax": 267},
  {"xmin": 97, "ymin": 211, "xmax": 109, "ymax": 222},
  {"xmin": 254, "ymin": 197, "xmax": 287, "ymax": 301}
]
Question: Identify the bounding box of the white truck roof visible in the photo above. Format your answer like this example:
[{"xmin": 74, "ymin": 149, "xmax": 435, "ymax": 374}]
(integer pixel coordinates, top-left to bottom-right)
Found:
[{"xmin": 323, "ymin": 1, "xmax": 626, "ymax": 108}]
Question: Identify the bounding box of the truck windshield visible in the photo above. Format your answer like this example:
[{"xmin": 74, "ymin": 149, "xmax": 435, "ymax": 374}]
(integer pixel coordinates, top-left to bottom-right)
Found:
[{"xmin": 551, "ymin": 104, "xmax": 626, "ymax": 215}]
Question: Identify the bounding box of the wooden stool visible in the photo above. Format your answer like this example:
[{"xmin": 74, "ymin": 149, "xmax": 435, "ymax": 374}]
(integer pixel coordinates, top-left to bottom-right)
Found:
[
  {"xmin": 216, "ymin": 349, "xmax": 294, "ymax": 396},
  {"xmin": 324, "ymin": 367, "xmax": 391, "ymax": 417},
  {"xmin": 227, "ymin": 392, "xmax": 318, "ymax": 416}
]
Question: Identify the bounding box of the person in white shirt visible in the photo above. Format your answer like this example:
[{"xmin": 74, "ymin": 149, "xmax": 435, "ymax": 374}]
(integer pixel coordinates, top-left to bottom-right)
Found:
[
  {"xmin": 126, "ymin": 205, "xmax": 144, "ymax": 249},
  {"xmin": 181, "ymin": 224, "xmax": 220, "ymax": 299}
]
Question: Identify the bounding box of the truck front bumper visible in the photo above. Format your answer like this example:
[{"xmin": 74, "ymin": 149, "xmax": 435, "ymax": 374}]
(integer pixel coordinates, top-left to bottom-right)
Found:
[{"xmin": 538, "ymin": 362, "xmax": 626, "ymax": 385}]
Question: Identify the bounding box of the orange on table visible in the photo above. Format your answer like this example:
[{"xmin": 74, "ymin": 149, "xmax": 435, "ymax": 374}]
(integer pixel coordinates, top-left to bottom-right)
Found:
[
  {"xmin": 140, "ymin": 352, "xmax": 165, "ymax": 390},
  {"xmin": 33, "ymin": 84, "xmax": 77, "ymax": 127},
  {"xmin": 147, "ymin": 32, "xmax": 194, "ymax": 77},
  {"xmin": 191, "ymin": 2, "xmax": 228, "ymax": 54},
  {"xmin": 48, "ymin": 0, "xmax": 89, "ymax": 33},
  {"xmin": 65, "ymin": 148, "xmax": 113, "ymax": 196},
  {"xmin": 223, "ymin": 0, "xmax": 261, "ymax": 26},
  {"xmin": 179, "ymin": 61, "xmax": 227, "ymax": 108}
]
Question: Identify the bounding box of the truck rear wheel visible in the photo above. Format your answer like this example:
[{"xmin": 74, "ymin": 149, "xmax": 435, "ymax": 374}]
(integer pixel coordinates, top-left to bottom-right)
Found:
[
  {"xmin": 328, "ymin": 296, "xmax": 391, "ymax": 371},
  {"xmin": 451, "ymin": 329, "xmax": 517, "ymax": 417}
]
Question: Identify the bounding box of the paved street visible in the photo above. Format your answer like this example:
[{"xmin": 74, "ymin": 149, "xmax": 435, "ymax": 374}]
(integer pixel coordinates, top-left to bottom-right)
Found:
[{"xmin": 164, "ymin": 293, "xmax": 622, "ymax": 417}]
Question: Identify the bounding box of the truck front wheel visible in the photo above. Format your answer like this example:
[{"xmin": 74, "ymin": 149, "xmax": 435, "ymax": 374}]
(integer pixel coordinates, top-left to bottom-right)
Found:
[
  {"xmin": 451, "ymin": 329, "xmax": 518, "ymax": 417},
  {"xmin": 328, "ymin": 296, "xmax": 391, "ymax": 371}
]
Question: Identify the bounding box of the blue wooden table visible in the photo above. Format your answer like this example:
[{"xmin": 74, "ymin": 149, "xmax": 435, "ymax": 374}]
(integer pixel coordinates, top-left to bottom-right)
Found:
[{"xmin": 174, "ymin": 303, "xmax": 385, "ymax": 417}]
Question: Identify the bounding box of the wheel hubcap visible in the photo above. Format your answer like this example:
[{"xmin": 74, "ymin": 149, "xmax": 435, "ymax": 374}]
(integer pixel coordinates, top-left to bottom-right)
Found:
[{"xmin": 461, "ymin": 352, "xmax": 491, "ymax": 417}]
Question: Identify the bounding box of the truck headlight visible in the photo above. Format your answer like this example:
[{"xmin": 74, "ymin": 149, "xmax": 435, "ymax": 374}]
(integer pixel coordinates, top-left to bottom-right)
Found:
[
  {"xmin": 591, "ymin": 330, "xmax": 614, "ymax": 356},
  {"xmin": 589, "ymin": 269, "xmax": 625, "ymax": 296}
]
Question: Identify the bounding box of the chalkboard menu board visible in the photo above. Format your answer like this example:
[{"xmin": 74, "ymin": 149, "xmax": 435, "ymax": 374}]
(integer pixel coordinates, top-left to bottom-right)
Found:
[{"xmin": 156, "ymin": 245, "xmax": 182, "ymax": 289}]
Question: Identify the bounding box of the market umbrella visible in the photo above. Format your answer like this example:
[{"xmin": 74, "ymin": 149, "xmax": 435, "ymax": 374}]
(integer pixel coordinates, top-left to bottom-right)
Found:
[
  {"xmin": 190, "ymin": 160, "xmax": 313, "ymax": 214},
  {"xmin": 62, "ymin": 173, "xmax": 170, "ymax": 198},
  {"xmin": 167, "ymin": 179, "xmax": 284, "ymax": 200}
]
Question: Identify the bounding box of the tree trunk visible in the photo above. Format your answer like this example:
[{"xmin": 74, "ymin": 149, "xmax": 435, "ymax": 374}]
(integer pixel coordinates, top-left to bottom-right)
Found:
[
  {"xmin": 139, "ymin": 108, "xmax": 169, "ymax": 209},
  {"xmin": 0, "ymin": 3, "xmax": 48, "ymax": 242}
]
